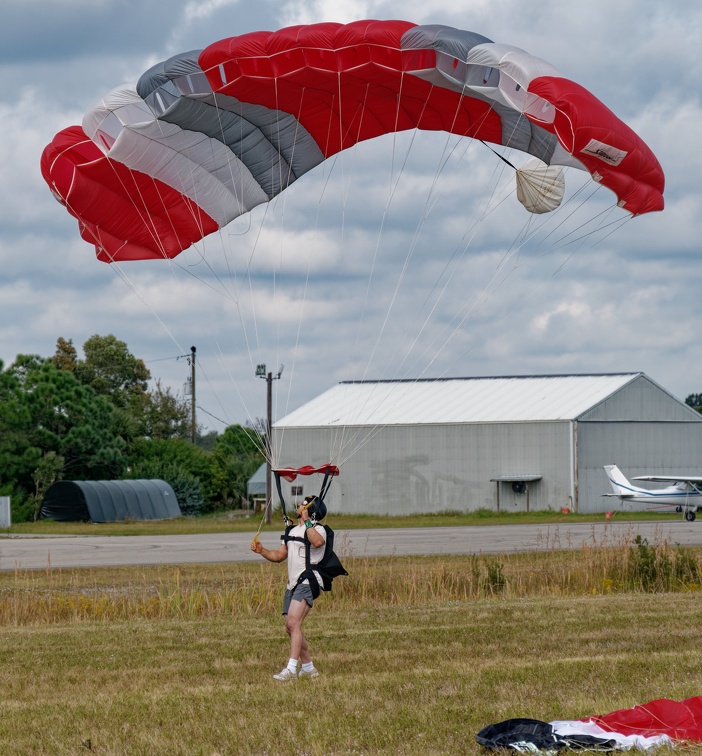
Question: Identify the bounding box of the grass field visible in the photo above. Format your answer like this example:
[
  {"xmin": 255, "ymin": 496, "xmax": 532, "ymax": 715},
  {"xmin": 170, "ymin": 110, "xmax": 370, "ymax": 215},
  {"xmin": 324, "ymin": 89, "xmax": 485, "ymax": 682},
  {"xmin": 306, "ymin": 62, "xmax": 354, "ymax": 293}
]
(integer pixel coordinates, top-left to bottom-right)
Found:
[
  {"xmin": 1, "ymin": 506, "xmax": 672, "ymax": 538},
  {"xmin": 2, "ymin": 533, "xmax": 702, "ymax": 754}
]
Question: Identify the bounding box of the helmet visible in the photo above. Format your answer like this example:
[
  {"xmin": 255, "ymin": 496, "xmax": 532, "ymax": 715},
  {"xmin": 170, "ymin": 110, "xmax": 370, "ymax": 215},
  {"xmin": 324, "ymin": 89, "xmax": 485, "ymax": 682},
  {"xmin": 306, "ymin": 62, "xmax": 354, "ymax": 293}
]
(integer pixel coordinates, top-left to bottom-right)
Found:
[{"xmin": 305, "ymin": 496, "xmax": 327, "ymax": 523}]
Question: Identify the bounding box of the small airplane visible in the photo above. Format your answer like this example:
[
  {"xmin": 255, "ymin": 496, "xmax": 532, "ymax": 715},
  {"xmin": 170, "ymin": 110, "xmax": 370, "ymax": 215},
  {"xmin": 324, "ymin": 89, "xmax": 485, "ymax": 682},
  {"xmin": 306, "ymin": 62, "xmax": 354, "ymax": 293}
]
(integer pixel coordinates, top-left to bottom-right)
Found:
[{"xmin": 603, "ymin": 464, "xmax": 702, "ymax": 521}]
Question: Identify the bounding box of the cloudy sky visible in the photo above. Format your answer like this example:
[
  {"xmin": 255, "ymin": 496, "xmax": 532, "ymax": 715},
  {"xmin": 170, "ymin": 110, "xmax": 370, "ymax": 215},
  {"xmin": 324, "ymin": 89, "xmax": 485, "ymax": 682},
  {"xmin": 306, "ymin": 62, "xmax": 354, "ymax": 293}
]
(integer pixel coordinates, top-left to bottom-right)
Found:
[{"xmin": 2, "ymin": 0, "xmax": 701, "ymax": 434}]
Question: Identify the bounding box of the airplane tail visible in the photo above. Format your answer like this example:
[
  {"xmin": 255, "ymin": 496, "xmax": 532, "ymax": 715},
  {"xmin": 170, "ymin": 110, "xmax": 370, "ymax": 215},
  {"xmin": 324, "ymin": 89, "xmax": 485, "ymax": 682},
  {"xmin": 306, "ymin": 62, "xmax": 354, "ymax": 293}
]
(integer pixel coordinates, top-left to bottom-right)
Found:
[{"xmin": 604, "ymin": 464, "xmax": 633, "ymax": 496}]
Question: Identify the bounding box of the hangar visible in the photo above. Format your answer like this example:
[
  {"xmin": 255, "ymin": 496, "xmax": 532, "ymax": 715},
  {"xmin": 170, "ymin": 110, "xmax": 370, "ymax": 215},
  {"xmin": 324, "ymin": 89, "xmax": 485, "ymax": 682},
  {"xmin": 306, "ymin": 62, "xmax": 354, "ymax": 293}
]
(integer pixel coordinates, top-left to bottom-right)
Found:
[
  {"xmin": 40, "ymin": 479, "xmax": 181, "ymax": 522},
  {"xmin": 247, "ymin": 463, "xmax": 267, "ymax": 499},
  {"xmin": 272, "ymin": 373, "xmax": 702, "ymax": 515}
]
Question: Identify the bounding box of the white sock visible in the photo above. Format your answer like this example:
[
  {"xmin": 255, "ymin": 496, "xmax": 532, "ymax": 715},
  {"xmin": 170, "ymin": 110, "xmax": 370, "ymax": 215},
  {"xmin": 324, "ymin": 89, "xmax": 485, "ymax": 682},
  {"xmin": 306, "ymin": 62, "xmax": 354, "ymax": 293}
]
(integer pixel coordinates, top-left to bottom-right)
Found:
[
  {"xmin": 287, "ymin": 658, "xmax": 298, "ymax": 673},
  {"xmin": 301, "ymin": 661, "xmax": 315, "ymax": 672}
]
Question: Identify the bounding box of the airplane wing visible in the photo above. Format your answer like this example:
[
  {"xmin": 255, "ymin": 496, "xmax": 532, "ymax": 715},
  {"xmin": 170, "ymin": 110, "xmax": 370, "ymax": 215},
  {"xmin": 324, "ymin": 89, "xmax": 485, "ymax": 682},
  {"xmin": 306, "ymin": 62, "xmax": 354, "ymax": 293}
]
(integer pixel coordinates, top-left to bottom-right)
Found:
[{"xmin": 633, "ymin": 475, "xmax": 702, "ymax": 483}]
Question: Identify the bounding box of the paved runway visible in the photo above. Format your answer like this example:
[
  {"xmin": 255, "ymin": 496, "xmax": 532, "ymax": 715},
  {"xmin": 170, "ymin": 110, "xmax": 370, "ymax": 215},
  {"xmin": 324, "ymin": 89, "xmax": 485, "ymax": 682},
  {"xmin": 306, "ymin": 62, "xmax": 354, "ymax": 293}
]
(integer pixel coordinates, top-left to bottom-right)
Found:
[{"xmin": 1, "ymin": 519, "xmax": 699, "ymax": 571}]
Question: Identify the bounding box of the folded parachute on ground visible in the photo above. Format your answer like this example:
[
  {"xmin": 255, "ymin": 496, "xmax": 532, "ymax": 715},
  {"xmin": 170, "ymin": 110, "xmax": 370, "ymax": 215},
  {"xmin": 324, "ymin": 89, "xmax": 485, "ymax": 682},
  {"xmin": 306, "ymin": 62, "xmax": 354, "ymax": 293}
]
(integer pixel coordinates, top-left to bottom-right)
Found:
[
  {"xmin": 40, "ymin": 20, "xmax": 665, "ymax": 262},
  {"xmin": 478, "ymin": 697, "xmax": 702, "ymax": 751}
]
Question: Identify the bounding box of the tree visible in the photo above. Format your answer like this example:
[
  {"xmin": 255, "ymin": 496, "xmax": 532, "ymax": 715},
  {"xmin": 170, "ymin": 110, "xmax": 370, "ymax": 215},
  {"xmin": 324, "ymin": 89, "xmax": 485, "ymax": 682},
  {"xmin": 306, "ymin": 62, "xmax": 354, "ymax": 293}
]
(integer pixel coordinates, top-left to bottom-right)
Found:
[
  {"xmin": 74, "ymin": 334, "xmax": 150, "ymax": 410},
  {"xmin": 212, "ymin": 425, "xmax": 265, "ymax": 508},
  {"xmin": 217, "ymin": 424, "xmax": 265, "ymax": 457},
  {"xmin": 54, "ymin": 335, "xmax": 194, "ymax": 443},
  {"xmin": 685, "ymin": 394, "xmax": 702, "ymax": 413},
  {"xmin": 52, "ymin": 337, "xmax": 78, "ymax": 372},
  {"xmin": 197, "ymin": 430, "xmax": 219, "ymax": 452},
  {"xmin": 132, "ymin": 379, "xmax": 194, "ymax": 440},
  {"xmin": 11, "ymin": 356, "xmax": 127, "ymax": 480},
  {"xmin": 0, "ymin": 359, "xmax": 43, "ymax": 511},
  {"xmin": 29, "ymin": 451, "xmax": 65, "ymax": 521},
  {"xmin": 126, "ymin": 438, "xmax": 225, "ymax": 514},
  {"xmin": 0, "ymin": 356, "xmax": 128, "ymax": 521}
]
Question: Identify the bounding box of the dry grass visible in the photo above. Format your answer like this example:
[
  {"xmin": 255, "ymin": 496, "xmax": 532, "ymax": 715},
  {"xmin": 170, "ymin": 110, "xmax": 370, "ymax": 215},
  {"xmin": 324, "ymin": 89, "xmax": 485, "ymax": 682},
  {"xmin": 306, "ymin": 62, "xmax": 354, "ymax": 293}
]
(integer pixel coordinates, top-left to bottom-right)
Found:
[
  {"xmin": 1, "ymin": 535, "xmax": 702, "ymax": 753},
  {"xmin": 1, "ymin": 531, "xmax": 699, "ymax": 626}
]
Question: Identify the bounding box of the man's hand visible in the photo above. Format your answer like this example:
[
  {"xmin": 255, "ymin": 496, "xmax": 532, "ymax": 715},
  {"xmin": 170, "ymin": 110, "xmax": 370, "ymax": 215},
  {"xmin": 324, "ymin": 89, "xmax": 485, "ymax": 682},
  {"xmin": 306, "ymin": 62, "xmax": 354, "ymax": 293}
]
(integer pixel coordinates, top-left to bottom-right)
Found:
[{"xmin": 251, "ymin": 538, "xmax": 263, "ymax": 553}]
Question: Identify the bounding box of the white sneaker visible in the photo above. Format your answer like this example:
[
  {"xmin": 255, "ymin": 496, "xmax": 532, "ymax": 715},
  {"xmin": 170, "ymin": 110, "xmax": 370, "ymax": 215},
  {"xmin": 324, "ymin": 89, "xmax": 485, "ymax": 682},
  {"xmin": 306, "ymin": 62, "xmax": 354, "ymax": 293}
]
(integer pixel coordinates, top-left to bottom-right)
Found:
[
  {"xmin": 273, "ymin": 667, "xmax": 298, "ymax": 681},
  {"xmin": 298, "ymin": 667, "xmax": 319, "ymax": 679}
]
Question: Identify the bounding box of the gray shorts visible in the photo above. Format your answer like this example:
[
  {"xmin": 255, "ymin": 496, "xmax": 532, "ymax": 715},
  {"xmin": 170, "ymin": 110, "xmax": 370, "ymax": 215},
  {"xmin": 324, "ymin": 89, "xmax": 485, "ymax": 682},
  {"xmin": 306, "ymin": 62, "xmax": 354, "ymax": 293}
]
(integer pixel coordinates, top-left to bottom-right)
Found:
[{"xmin": 282, "ymin": 582, "xmax": 314, "ymax": 614}]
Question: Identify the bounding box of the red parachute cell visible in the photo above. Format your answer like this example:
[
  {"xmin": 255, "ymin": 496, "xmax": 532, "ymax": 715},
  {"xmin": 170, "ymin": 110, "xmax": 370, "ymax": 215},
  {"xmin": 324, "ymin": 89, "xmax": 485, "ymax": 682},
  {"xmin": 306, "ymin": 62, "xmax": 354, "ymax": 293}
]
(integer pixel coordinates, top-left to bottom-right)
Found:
[
  {"xmin": 526, "ymin": 77, "xmax": 665, "ymax": 215},
  {"xmin": 588, "ymin": 696, "xmax": 702, "ymax": 741},
  {"xmin": 200, "ymin": 21, "xmax": 504, "ymax": 159},
  {"xmin": 40, "ymin": 126, "xmax": 218, "ymax": 262}
]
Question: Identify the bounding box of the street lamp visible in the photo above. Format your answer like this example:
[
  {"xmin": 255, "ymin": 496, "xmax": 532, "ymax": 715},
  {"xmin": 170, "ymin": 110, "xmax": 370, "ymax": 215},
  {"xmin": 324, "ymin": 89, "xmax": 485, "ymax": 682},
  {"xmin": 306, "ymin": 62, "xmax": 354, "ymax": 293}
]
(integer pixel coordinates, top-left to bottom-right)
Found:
[{"xmin": 258, "ymin": 363, "xmax": 284, "ymax": 524}]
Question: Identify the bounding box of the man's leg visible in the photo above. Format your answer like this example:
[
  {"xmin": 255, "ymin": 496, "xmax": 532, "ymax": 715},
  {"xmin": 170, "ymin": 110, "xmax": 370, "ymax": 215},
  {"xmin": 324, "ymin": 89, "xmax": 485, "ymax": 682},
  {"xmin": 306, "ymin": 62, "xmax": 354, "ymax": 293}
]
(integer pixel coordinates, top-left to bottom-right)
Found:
[
  {"xmin": 285, "ymin": 597, "xmax": 312, "ymax": 663},
  {"xmin": 273, "ymin": 585, "xmax": 318, "ymax": 680}
]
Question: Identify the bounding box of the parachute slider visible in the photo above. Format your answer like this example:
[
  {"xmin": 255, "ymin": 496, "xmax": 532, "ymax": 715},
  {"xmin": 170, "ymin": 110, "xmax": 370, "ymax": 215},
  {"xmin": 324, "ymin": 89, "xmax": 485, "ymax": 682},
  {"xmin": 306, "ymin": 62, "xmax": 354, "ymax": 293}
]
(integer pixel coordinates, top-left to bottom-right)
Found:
[
  {"xmin": 480, "ymin": 142, "xmax": 565, "ymax": 214},
  {"xmin": 515, "ymin": 158, "xmax": 565, "ymax": 214}
]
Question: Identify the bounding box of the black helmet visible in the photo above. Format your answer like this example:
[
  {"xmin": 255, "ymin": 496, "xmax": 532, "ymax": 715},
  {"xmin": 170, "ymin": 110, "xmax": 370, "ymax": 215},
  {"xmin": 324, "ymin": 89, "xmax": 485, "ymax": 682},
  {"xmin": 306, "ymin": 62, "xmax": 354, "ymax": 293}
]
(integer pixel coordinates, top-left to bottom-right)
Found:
[{"xmin": 305, "ymin": 496, "xmax": 327, "ymax": 523}]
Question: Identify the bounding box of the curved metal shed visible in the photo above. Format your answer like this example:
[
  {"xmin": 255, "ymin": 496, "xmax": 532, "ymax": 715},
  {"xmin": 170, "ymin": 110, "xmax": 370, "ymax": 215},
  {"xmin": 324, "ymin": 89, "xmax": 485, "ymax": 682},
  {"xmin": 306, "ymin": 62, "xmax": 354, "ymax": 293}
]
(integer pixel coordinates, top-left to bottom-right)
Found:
[{"xmin": 40, "ymin": 479, "xmax": 181, "ymax": 522}]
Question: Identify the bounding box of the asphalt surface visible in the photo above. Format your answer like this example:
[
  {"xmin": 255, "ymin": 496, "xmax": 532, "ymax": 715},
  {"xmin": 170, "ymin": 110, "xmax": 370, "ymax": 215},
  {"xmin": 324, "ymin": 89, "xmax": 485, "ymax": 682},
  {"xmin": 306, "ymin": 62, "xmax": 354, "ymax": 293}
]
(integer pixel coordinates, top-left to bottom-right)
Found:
[{"xmin": 1, "ymin": 519, "xmax": 700, "ymax": 571}]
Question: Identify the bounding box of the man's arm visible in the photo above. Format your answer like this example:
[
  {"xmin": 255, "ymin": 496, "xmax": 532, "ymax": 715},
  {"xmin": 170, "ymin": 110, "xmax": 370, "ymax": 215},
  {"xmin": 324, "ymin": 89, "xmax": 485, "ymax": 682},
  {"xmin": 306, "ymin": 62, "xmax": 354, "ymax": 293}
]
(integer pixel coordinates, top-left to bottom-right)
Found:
[
  {"xmin": 251, "ymin": 539, "xmax": 288, "ymax": 562},
  {"xmin": 306, "ymin": 524, "xmax": 325, "ymax": 549}
]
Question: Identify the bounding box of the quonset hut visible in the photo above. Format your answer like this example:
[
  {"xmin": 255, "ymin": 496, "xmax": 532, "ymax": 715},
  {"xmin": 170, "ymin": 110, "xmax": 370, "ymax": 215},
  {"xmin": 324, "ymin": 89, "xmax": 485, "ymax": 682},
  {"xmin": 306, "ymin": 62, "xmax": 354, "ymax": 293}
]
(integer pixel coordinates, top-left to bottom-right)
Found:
[
  {"xmin": 272, "ymin": 373, "xmax": 702, "ymax": 515},
  {"xmin": 40, "ymin": 479, "xmax": 181, "ymax": 522}
]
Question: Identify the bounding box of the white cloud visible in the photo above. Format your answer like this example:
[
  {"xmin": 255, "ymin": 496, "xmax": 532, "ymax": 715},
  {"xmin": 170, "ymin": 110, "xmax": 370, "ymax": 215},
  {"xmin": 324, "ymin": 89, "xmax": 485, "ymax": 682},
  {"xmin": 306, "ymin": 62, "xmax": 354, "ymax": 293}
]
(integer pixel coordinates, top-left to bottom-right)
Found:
[
  {"xmin": 2, "ymin": 0, "xmax": 701, "ymax": 430},
  {"xmin": 280, "ymin": 0, "xmax": 375, "ymax": 26},
  {"xmin": 184, "ymin": 0, "xmax": 241, "ymax": 23}
]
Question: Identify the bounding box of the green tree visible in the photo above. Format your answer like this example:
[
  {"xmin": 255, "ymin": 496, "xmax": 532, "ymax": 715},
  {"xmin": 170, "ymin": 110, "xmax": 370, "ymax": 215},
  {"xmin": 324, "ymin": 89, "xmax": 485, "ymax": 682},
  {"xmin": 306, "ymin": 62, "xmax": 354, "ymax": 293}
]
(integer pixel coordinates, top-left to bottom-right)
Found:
[
  {"xmin": 217, "ymin": 424, "xmax": 264, "ymax": 456},
  {"xmin": 0, "ymin": 356, "xmax": 127, "ymax": 521},
  {"xmin": 685, "ymin": 394, "xmax": 702, "ymax": 413},
  {"xmin": 74, "ymin": 334, "xmax": 150, "ymax": 410},
  {"xmin": 211, "ymin": 425, "xmax": 265, "ymax": 509},
  {"xmin": 0, "ymin": 359, "xmax": 42, "ymax": 511},
  {"xmin": 11, "ymin": 355, "xmax": 126, "ymax": 480},
  {"xmin": 197, "ymin": 430, "xmax": 219, "ymax": 452},
  {"xmin": 126, "ymin": 438, "xmax": 225, "ymax": 514},
  {"xmin": 133, "ymin": 379, "xmax": 193, "ymax": 440},
  {"xmin": 29, "ymin": 451, "xmax": 65, "ymax": 521},
  {"xmin": 54, "ymin": 335, "xmax": 194, "ymax": 443}
]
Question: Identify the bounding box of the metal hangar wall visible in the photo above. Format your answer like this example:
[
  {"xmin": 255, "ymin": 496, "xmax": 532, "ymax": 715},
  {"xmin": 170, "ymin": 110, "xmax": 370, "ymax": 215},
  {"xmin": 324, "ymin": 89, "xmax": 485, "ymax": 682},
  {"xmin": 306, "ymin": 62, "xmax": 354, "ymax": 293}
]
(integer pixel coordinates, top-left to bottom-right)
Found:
[{"xmin": 273, "ymin": 374, "xmax": 702, "ymax": 515}]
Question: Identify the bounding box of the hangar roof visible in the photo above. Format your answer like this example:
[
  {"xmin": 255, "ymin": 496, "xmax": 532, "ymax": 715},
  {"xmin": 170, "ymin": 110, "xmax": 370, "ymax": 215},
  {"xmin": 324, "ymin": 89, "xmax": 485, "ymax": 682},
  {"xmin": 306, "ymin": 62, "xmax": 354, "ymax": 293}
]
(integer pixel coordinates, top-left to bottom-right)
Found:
[{"xmin": 275, "ymin": 373, "xmax": 678, "ymax": 427}]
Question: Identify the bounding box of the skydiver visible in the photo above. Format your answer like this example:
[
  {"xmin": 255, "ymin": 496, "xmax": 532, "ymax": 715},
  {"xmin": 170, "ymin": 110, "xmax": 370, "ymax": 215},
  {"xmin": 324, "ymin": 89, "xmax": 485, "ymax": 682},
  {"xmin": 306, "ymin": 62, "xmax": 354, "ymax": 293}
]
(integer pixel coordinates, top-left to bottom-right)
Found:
[{"xmin": 250, "ymin": 496, "xmax": 327, "ymax": 680}]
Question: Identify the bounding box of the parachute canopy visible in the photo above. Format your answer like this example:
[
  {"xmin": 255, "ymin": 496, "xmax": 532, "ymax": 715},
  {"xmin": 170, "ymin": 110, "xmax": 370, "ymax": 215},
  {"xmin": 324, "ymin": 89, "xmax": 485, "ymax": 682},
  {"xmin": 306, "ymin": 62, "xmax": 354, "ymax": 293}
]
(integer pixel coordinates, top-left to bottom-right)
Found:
[
  {"xmin": 478, "ymin": 697, "xmax": 702, "ymax": 751},
  {"xmin": 41, "ymin": 20, "xmax": 665, "ymax": 262},
  {"xmin": 274, "ymin": 464, "xmax": 340, "ymax": 482}
]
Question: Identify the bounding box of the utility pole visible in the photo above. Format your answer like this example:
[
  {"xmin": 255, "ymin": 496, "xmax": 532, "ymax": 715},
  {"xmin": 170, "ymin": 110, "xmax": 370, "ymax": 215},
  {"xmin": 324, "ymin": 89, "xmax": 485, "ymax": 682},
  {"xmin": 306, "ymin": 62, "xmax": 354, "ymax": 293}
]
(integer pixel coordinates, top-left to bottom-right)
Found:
[
  {"xmin": 189, "ymin": 346, "xmax": 196, "ymax": 444},
  {"xmin": 256, "ymin": 363, "xmax": 284, "ymax": 524}
]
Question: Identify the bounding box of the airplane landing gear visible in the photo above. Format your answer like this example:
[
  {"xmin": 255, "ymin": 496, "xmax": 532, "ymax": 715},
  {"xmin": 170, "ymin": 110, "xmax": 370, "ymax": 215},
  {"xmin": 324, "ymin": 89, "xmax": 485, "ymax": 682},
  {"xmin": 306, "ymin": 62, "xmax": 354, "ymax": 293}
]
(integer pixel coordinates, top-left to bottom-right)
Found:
[{"xmin": 686, "ymin": 510, "xmax": 696, "ymax": 522}]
